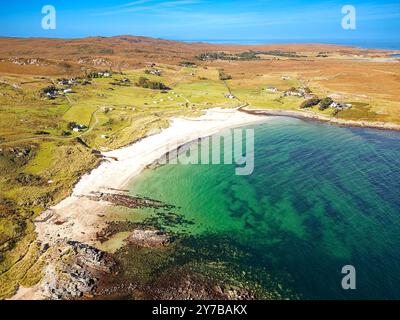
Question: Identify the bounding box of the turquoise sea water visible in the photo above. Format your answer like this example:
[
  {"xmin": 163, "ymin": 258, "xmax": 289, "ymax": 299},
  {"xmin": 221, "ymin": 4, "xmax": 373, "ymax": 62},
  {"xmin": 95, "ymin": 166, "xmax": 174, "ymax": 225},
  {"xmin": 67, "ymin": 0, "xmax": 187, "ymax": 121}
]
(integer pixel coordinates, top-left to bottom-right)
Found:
[{"xmin": 128, "ymin": 117, "xmax": 400, "ymax": 299}]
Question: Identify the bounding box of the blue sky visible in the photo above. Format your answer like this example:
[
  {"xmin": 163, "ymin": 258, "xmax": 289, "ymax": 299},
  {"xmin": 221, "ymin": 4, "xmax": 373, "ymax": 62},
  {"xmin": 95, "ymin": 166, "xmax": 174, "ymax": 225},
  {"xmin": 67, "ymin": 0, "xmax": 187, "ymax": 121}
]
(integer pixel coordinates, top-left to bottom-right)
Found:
[{"xmin": 0, "ymin": 0, "xmax": 399, "ymax": 43}]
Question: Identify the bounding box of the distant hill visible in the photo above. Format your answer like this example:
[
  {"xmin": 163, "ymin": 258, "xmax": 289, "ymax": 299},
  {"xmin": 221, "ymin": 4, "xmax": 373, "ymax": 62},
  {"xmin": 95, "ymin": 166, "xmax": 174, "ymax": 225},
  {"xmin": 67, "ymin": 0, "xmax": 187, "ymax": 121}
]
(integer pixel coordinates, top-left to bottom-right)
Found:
[{"xmin": 0, "ymin": 35, "xmax": 377, "ymax": 75}]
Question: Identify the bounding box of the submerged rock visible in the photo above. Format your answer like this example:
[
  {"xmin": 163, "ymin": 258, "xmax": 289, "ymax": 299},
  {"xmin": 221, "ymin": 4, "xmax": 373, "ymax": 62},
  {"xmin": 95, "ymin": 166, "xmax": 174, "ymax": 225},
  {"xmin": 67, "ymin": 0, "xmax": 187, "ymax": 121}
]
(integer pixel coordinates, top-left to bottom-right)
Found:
[{"xmin": 126, "ymin": 229, "xmax": 170, "ymax": 248}]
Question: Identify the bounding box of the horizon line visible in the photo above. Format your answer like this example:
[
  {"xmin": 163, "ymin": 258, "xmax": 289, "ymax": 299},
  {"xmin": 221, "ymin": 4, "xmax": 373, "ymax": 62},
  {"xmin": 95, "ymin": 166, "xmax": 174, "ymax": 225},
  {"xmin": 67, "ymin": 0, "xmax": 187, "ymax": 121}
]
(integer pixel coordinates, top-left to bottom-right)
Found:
[{"xmin": 0, "ymin": 34, "xmax": 398, "ymax": 50}]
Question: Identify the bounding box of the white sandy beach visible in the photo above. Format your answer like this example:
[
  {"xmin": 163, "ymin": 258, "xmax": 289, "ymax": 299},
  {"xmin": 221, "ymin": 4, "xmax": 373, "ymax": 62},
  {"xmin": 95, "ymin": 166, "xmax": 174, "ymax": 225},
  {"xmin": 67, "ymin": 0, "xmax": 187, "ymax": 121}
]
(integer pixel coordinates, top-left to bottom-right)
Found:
[
  {"xmin": 36, "ymin": 108, "xmax": 267, "ymax": 245},
  {"xmin": 12, "ymin": 108, "xmax": 267, "ymax": 300}
]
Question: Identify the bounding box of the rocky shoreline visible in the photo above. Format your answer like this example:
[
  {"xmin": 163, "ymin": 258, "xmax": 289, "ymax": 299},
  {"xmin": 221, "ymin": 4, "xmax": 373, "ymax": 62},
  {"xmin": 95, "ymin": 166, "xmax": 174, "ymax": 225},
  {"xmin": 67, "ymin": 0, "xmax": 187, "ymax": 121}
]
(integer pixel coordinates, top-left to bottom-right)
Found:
[
  {"xmin": 42, "ymin": 241, "xmax": 115, "ymax": 300},
  {"xmin": 239, "ymin": 107, "xmax": 400, "ymax": 132},
  {"xmin": 15, "ymin": 187, "xmax": 279, "ymax": 300}
]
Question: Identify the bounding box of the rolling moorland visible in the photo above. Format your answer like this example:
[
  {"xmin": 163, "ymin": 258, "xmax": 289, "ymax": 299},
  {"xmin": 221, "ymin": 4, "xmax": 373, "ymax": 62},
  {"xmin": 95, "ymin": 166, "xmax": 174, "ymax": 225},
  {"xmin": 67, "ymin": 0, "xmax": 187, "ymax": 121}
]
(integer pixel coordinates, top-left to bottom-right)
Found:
[{"xmin": 0, "ymin": 35, "xmax": 400, "ymax": 298}]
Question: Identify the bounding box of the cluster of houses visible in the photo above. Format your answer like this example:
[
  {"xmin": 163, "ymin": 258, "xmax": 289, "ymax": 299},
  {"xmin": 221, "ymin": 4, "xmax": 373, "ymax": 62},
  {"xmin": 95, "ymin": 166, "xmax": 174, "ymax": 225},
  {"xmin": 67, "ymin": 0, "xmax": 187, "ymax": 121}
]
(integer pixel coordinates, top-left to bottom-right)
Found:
[
  {"xmin": 44, "ymin": 87, "xmax": 75, "ymax": 99},
  {"xmin": 44, "ymin": 74, "xmax": 102, "ymax": 100},
  {"xmin": 266, "ymin": 86, "xmax": 315, "ymax": 100},
  {"xmin": 265, "ymin": 85, "xmax": 352, "ymax": 110}
]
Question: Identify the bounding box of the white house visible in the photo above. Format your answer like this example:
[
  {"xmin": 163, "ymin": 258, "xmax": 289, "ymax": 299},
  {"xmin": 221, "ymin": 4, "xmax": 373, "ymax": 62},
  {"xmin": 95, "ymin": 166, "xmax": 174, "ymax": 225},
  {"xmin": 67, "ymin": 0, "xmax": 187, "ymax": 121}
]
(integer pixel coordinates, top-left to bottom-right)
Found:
[
  {"xmin": 46, "ymin": 91, "xmax": 58, "ymax": 99},
  {"xmin": 330, "ymin": 102, "xmax": 351, "ymax": 109},
  {"xmin": 149, "ymin": 69, "xmax": 162, "ymax": 76},
  {"xmin": 58, "ymin": 80, "xmax": 69, "ymax": 85},
  {"xmin": 284, "ymin": 90, "xmax": 302, "ymax": 97},
  {"xmin": 225, "ymin": 94, "xmax": 236, "ymax": 99}
]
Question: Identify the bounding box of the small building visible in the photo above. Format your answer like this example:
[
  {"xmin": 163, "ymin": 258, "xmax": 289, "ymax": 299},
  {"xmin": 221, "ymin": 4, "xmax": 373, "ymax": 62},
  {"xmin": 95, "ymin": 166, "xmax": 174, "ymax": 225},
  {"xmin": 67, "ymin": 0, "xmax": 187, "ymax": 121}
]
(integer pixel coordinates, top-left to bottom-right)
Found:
[
  {"xmin": 149, "ymin": 69, "xmax": 162, "ymax": 76},
  {"xmin": 330, "ymin": 102, "xmax": 351, "ymax": 109},
  {"xmin": 283, "ymin": 90, "xmax": 302, "ymax": 97},
  {"xmin": 58, "ymin": 79, "xmax": 69, "ymax": 85},
  {"xmin": 70, "ymin": 123, "xmax": 88, "ymax": 132},
  {"xmin": 46, "ymin": 92, "xmax": 58, "ymax": 99},
  {"xmin": 225, "ymin": 94, "xmax": 236, "ymax": 99}
]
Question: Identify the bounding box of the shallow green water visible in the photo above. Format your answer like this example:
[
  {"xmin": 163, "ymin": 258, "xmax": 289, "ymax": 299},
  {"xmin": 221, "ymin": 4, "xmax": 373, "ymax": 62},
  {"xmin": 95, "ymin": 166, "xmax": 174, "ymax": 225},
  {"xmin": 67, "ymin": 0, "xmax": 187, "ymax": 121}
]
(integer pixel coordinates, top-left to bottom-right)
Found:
[{"xmin": 128, "ymin": 117, "xmax": 400, "ymax": 299}]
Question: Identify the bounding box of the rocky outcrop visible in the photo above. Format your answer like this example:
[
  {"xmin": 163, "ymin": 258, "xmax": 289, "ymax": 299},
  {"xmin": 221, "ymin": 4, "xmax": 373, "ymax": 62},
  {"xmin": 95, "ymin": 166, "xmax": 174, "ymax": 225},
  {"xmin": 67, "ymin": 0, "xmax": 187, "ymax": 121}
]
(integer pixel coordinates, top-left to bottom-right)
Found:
[
  {"xmin": 85, "ymin": 192, "xmax": 176, "ymax": 210},
  {"xmin": 151, "ymin": 271, "xmax": 257, "ymax": 300},
  {"xmin": 42, "ymin": 241, "xmax": 115, "ymax": 300},
  {"xmin": 43, "ymin": 263, "xmax": 96, "ymax": 300}
]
